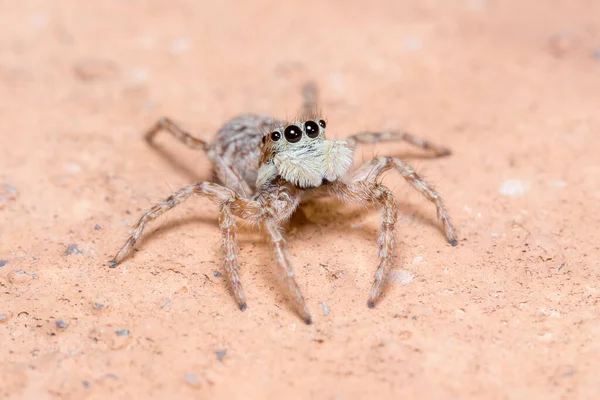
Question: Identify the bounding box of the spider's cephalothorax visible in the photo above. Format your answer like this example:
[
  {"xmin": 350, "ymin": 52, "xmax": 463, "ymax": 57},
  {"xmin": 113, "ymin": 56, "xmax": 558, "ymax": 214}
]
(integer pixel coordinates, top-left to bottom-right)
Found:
[
  {"xmin": 257, "ymin": 118, "xmax": 354, "ymax": 190},
  {"xmin": 109, "ymin": 83, "xmax": 458, "ymax": 325}
]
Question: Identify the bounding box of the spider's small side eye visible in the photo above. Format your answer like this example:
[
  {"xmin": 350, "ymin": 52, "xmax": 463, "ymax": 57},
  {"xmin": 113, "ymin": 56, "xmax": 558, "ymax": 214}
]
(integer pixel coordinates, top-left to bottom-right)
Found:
[
  {"xmin": 284, "ymin": 125, "xmax": 302, "ymax": 143},
  {"xmin": 304, "ymin": 121, "xmax": 319, "ymax": 138},
  {"xmin": 261, "ymin": 136, "xmax": 266, "ymax": 145},
  {"xmin": 271, "ymin": 131, "xmax": 282, "ymax": 141},
  {"xmin": 318, "ymin": 119, "xmax": 326, "ymax": 128}
]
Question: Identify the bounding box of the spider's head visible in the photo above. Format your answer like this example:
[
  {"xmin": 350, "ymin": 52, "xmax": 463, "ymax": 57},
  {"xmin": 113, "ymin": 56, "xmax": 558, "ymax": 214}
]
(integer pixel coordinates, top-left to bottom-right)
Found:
[{"xmin": 256, "ymin": 118, "xmax": 354, "ymax": 189}]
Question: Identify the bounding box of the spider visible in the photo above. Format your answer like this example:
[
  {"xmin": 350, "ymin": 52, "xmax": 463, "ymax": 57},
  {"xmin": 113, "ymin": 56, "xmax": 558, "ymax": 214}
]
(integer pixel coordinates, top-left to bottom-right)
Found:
[{"xmin": 109, "ymin": 84, "xmax": 458, "ymax": 324}]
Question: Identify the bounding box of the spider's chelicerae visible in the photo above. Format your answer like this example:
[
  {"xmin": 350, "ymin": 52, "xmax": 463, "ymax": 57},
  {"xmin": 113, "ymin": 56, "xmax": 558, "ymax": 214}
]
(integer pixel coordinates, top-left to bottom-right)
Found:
[{"xmin": 109, "ymin": 85, "xmax": 458, "ymax": 324}]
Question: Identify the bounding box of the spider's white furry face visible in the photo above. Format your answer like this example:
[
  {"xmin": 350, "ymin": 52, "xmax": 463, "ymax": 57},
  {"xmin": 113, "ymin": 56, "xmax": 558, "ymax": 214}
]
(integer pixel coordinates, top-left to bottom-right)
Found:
[{"xmin": 257, "ymin": 119, "xmax": 354, "ymax": 189}]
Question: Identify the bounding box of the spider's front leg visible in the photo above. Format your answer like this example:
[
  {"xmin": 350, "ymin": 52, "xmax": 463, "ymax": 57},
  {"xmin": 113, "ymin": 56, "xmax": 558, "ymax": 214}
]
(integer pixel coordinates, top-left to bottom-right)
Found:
[
  {"xmin": 328, "ymin": 181, "xmax": 398, "ymax": 307},
  {"xmin": 351, "ymin": 156, "xmax": 458, "ymax": 245},
  {"xmin": 330, "ymin": 156, "xmax": 458, "ymax": 307},
  {"xmin": 109, "ymin": 181, "xmax": 255, "ymax": 311},
  {"xmin": 263, "ymin": 219, "xmax": 312, "ymax": 324},
  {"xmin": 259, "ymin": 195, "xmax": 313, "ymax": 324}
]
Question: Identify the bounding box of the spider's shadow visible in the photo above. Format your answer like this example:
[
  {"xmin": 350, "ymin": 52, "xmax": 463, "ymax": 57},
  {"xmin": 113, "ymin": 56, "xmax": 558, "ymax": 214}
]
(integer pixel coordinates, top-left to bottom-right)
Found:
[{"xmin": 147, "ymin": 141, "xmax": 207, "ymax": 182}]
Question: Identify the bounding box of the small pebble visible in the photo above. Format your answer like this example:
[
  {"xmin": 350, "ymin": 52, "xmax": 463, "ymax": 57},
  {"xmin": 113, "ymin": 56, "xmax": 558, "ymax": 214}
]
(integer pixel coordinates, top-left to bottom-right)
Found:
[
  {"xmin": 403, "ymin": 36, "xmax": 422, "ymax": 51},
  {"xmin": 320, "ymin": 302, "xmax": 330, "ymax": 316},
  {"xmin": 8, "ymin": 270, "xmax": 37, "ymax": 284},
  {"xmin": 389, "ymin": 269, "xmax": 415, "ymax": 285},
  {"xmin": 549, "ymin": 180, "xmax": 567, "ymax": 188},
  {"xmin": 110, "ymin": 330, "xmax": 131, "ymax": 350},
  {"xmin": 0, "ymin": 313, "xmax": 10, "ymax": 323},
  {"xmin": 213, "ymin": 271, "xmax": 222, "ymax": 278},
  {"xmin": 548, "ymin": 33, "xmax": 579, "ymax": 57},
  {"xmin": 0, "ymin": 183, "xmax": 18, "ymax": 201},
  {"xmin": 0, "ymin": 260, "xmax": 7, "ymax": 267},
  {"xmin": 216, "ymin": 350, "xmax": 227, "ymax": 362},
  {"xmin": 161, "ymin": 298, "xmax": 171, "ymax": 308},
  {"xmin": 412, "ymin": 256, "xmax": 423, "ymax": 264},
  {"xmin": 186, "ymin": 373, "xmax": 200, "ymax": 387},
  {"xmin": 170, "ymin": 37, "xmax": 191, "ymax": 54},
  {"xmin": 55, "ymin": 320, "xmax": 68, "ymax": 329},
  {"xmin": 397, "ymin": 330, "xmax": 413, "ymax": 340},
  {"xmin": 94, "ymin": 224, "xmax": 102, "ymax": 230},
  {"xmin": 174, "ymin": 286, "xmax": 188, "ymax": 295},
  {"xmin": 93, "ymin": 302, "xmax": 105, "ymax": 310},
  {"xmin": 129, "ymin": 68, "xmax": 149, "ymax": 87},
  {"xmin": 82, "ymin": 381, "xmax": 91, "ymax": 389},
  {"xmin": 64, "ymin": 244, "xmax": 83, "ymax": 256},
  {"xmin": 499, "ymin": 180, "xmax": 530, "ymax": 197},
  {"xmin": 73, "ymin": 58, "xmax": 119, "ymax": 81}
]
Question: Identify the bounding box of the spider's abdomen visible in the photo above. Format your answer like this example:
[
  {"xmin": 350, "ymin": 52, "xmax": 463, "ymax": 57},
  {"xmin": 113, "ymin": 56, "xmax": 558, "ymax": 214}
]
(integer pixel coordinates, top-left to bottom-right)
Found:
[{"xmin": 207, "ymin": 114, "xmax": 282, "ymax": 194}]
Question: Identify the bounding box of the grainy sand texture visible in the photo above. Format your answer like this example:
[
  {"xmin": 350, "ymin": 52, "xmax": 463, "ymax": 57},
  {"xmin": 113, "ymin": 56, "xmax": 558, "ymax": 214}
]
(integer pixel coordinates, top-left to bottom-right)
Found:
[{"xmin": 1, "ymin": 1, "xmax": 600, "ymax": 399}]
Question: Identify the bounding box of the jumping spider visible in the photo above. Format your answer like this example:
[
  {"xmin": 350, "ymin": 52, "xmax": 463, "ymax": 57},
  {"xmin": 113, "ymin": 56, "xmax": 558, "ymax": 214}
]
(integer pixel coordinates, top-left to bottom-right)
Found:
[{"xmin": 109, "ymin": 84, "xmax": 458, "ymax": 324}]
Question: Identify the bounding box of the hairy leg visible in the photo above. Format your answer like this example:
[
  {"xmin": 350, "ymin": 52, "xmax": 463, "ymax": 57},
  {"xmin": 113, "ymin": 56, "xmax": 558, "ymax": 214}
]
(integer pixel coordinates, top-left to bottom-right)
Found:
[
  {"xmin": 351, "ymin": 156, "xmax": 457, "ymax": 246},
  {"xmin": 263, "ymin": 219, "xmax": 313, "ymax": 324},
  {"xmin": 145, "ymin": 117, "xmax": 208, "ymax": 150},
  {"xmin": 345, "ymin": 130, "xmax": 451, "ymax": 157},
  {"xmin": 109, "ymin": 182, "xmax": 255, "ymax": 310},
  {"xmin": 219, "ymin": 203, "xmax": 247, "ymax": 310},
  {"xmin": 301, "ymin": 81, "xmax": 319, "ymax": 116},
  {"xmin": 144, "ymin": 116, "xmax": 253, "ymax": 197},
  {"xmin": 327, "ymin": 181, "xmax": 398, "ymax": 307}
]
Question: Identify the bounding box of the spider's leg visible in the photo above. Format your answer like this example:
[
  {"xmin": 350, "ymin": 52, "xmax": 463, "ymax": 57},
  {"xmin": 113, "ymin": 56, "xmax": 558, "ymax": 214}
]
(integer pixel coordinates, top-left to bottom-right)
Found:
[
  {"xmin": 353, "ymin": 156, "xmax": 457, "ymax": 245},
  {"xmin": 328, "ymin": 155, "xmax": 457, "ymax": 307},
  {"xmin": 144, "ymin": 117, "xmax": 253, "ymax": 196},
  {"xmin": 145, "ymin": 117, "xmax": 208, "ymax": 150},
  {"xmin": 109, "ymin": 182, "xmax": 255, "ymax": 311},
  {"xmin": 327, "ymin": 181, "xmax": 398, "ymax": 307},
  {"xmin": 301, "ymin": 81, "xmax": 319, "ymax": 116},
  {"xmin": 345, "ymin": 130, "xmax": 451, "ymax": 157},
  {"xmin": 263, "ymin": 219, "xmax": 313, "ymax": 324}
]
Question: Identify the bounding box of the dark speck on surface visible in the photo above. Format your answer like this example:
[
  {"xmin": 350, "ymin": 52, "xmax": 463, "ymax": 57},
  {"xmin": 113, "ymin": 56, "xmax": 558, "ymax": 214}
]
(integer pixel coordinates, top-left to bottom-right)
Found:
[
  {"xmin": 0, "ymin": 260, "xmax": 7, "ymax": 267},
  {"xmin": 216, "ymin": 350, "xmax": 227, "ymax": 361},
  {"xmin": 213, "ymin": 270, "xmax": 223, "ymax": 278},
  {"xmin": 82, "ymin": 380, "xmax": 91, "ymax": 389},
  {"xmin": 94, "ymin": 224, "xmax": 102, "ymax": 230},
  {"xmin": 93, "ymin": 302, "xmax": 105, "ymax": 310},
  {"xmin": 115, "ymin": 329, "xmax": 129, "ymax": 337},
  {"xmin": 64, "ymin": 244, "xmax": 83, "ymax": 256}
]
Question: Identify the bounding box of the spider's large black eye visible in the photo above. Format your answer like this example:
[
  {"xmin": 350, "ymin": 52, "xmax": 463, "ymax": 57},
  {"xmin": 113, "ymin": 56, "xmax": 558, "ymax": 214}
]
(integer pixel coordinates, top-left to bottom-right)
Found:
[
  {"xmin": 318, "ymin": 119, "xmax": 326, "ymax": 128},
  {"xmin": 284, "ymin": 125, "xmax": 302, "ymax": 143},
  {"xmin": 270, "ymin": 131, "xmax": 281, "ymax": 141},
  {"xmin": 304, "ymin": 120, "xmax": 319, "ymax": 138}
]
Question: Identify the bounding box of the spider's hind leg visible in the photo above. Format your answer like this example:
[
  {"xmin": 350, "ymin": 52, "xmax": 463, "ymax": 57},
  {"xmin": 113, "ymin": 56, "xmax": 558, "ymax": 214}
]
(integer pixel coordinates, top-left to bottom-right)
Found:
[
  {"xmin": 345, "ymin": 130, "xmax": 452, "ymax": 157},
  {"xmin": 145, "ymin": 117, "xmax": 208, "ymax": 151}
]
